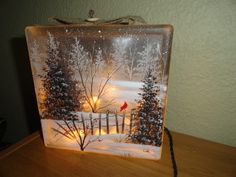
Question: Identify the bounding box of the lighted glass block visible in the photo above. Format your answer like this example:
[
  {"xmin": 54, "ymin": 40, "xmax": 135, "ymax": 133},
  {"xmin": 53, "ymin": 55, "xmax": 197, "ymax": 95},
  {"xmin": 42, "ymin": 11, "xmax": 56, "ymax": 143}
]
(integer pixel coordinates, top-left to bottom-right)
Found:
[{"xmin": 25, "ymin": 25, "xmax": 173, "ymax": 160}]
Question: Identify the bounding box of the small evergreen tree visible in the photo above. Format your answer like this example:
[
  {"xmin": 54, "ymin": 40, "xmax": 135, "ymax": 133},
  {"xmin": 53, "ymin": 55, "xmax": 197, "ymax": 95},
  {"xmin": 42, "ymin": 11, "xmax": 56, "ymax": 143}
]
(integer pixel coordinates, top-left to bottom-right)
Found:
[
  {"xmin": 131, "ymin": 69, "xmax": 163, "ymax": 146},
  {"xmin": 41, "ymin": 32, "xmax": 83, "ymax": 120}
]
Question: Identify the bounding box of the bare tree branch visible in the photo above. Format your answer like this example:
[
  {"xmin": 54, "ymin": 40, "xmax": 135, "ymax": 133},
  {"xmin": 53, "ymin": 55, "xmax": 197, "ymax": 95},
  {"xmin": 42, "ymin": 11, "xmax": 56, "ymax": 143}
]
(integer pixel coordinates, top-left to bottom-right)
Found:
[
  {"xmin": 52, "ymin": 128, "xmax": 73, "ymax": 140},
  {"xmin": 97, "ymin": 98, "xmax": 116, "ymax": 111}
]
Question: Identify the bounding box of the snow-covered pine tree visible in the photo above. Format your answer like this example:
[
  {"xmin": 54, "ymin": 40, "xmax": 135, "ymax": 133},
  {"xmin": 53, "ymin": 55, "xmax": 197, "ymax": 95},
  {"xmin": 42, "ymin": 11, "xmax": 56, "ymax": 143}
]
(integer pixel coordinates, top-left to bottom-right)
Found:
[
  {"xmin": 131, "ymin": 68, "xmax": 163, "ymax": 146},
  {"xmin": 41, "ymin": 32, "xmax": 82, "ymax": 120}
]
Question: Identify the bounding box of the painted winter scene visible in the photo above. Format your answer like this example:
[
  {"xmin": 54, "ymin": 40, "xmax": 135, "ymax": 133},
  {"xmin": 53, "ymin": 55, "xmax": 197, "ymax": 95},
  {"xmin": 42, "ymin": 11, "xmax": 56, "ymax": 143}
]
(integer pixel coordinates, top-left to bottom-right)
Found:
[{"xmin": 25, "ymin": 25, "xmax": 173, "ymax": 160}]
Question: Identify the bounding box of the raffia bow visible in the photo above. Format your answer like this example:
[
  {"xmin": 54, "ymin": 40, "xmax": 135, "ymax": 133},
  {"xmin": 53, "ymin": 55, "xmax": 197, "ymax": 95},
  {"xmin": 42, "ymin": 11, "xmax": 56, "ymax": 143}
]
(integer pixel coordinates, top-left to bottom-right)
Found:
[{"xmin": 48, "ymin": 15, "xmax": 146, "ymax": 25}]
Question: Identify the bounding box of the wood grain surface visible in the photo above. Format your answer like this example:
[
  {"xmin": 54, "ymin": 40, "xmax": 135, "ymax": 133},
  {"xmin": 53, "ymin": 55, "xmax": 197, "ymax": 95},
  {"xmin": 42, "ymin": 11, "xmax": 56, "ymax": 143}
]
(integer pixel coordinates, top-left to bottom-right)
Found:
[{"xmin": 0, "ymin": 131, "xmax": 235, "ymax": 177}]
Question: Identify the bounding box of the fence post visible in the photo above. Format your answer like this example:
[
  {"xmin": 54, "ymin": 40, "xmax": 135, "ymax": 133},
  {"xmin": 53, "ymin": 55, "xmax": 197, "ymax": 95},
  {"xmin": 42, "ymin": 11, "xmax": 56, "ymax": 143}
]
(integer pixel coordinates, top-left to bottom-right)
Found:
[
  {"xmin": 121, "ymin": 110, "xmax": 125, "ymax": 134},
  {"xmin": 106, "ymin": 111, "xmax": 109, "ymax": 134},
  {"xmin": 130, "ymin": 109, "xmax": 135, "ymax": 135},
  {"xmin": 115, "ymin": 110, "xmax": 119, "ymax": 133},
  {"xmin": 81, "ymin": 113, "xmax": 86, "ymax": 133},
  {"xmin": 89, "ymin": 113, "xmax": 93, "ymax": 135},
  {"xmin": 99, "ymin": 113, "xmax": 101, "ymax": 135}
]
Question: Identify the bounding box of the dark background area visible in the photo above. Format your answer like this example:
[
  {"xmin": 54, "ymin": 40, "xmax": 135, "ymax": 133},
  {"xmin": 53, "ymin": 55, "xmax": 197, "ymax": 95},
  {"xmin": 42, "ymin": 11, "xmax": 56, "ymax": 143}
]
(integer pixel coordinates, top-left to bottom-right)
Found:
[
  {"xmin": 0, "ymin": 37, "xmax": 40, "ymax": 144},
  {"xmin": 10, "ymin": 37, "xmax": 41, "ymax": 132}
]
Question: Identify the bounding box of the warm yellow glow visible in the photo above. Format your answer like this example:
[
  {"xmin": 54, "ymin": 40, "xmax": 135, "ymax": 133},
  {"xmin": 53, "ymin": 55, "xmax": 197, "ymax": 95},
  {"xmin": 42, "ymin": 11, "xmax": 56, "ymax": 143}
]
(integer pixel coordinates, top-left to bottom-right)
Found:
[
  {"xmin": 93, "ymin": 96, "xmax": 98, "ymax": 103},
  {"xmin": 95, "ymin": 128, "xmax": 106, "ymax": 135},
  {"xmin": 76, "ymin": 130, "xmax": 84, "ymax": 137},
  {"xmin": 63, "ymin": 130, "xmax": 85, "ymax": 143},
  {"xmin": 39, "ymin": 90, "xmax": 46, "ymax": 101},
  {"xmin": 110, "ymin": 87, "xmax": 116, "ymax": 91},
  {"xmin": 90, "ymin": 96, "xmax": 100, "ymax": 105},
  {"xmin": 83, "ymin": 102, "xmax": 91, "ymax": 112},
  {"xmin": 109, "ymin": 127, "xmax": 117, "ymax": 134},
  {"xmin": 84, "ymin": 96, "xmax": 101, "ymax": 112},
  {"xmin": 38, "ymin": 80, "xmax": 46, "ymax": 101},
  {"xmin": 125, "ymin": 118, "xmax": 130, "ymax": 125},
  {"xmin": 38, "ymin": 80, "xmax": 46, "ymax": 112},
  {"xmin": 67, "ymin": 130, "xmax": 85, "ymax": 140},
  {"xmin": 62, "ymin": 130, "xmax": 82, "ymax": 143}
]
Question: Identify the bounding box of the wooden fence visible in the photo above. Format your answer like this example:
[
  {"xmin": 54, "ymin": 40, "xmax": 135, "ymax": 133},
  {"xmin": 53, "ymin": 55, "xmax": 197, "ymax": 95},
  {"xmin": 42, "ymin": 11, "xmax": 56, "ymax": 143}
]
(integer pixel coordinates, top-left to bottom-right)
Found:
[{"xmin": 75, "ymin": 109, "xmax": 136, "ymax": 135}]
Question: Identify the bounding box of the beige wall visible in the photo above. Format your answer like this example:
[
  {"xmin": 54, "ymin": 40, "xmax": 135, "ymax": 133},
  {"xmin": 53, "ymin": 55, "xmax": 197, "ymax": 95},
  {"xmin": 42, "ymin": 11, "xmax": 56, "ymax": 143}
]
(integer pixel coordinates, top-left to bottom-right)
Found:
[{"xmin": 0, "ymin": 0, "xmax": 235, "ymax": 146}]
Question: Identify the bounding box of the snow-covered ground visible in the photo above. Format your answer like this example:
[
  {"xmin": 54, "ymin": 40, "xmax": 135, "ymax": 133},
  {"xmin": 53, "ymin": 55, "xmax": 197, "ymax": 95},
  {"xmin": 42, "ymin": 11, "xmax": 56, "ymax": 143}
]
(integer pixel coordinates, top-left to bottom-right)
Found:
[
  {"xmin": 41, "ymin": 119, "xmax": 161, "ymax": 160},
  {"xmin": 86, "ymin": 134, "xmax": 161, "ymax": 160},
  {"xmin": 105, "ymin": 80, "xmax": 166, "ymax": 103},
  {"xmin": 85, "ymin": 79, "xmax": 166, "ymax": 111}
]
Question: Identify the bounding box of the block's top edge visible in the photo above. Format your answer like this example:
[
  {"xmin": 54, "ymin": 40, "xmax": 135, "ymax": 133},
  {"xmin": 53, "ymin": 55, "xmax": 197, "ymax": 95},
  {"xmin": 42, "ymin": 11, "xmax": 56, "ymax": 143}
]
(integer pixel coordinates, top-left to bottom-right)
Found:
[{"xmin": 25, "ymin": 24, "xmax": 173, "ymax": 33}]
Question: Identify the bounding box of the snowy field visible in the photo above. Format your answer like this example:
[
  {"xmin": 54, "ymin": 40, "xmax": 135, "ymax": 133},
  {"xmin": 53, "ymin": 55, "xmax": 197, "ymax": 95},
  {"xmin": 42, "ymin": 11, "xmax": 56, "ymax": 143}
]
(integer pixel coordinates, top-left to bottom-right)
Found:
[
  {"xmin": 86, "ymin": 79, "xmax": 166, "ymax": 111},
  {"xmin": 41, "ymin": 119, "xmax": 161, "ymax": 160},
  {"xmin": 104, "ymin": 79, "xmax": 166, "ymax": 102}
]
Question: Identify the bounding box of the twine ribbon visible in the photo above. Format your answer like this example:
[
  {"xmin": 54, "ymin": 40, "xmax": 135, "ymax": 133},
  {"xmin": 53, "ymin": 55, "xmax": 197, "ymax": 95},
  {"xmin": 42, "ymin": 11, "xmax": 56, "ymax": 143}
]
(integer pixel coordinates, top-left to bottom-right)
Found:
[{"xmin": 48, "ymin": 15, "xmax": 146, "ymax": 25}]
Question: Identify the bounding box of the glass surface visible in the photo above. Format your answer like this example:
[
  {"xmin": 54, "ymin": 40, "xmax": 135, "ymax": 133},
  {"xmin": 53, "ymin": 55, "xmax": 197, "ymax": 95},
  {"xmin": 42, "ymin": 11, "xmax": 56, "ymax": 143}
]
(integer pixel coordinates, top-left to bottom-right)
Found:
[{"xmin": 25, "ymin": 24, "xmax": 173, "ymax": 160}]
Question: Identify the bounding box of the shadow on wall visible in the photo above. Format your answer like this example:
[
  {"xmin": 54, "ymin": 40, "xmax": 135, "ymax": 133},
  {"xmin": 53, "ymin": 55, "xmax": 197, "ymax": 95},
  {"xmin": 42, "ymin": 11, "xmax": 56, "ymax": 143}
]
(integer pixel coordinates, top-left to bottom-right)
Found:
[{"xmin": 10, "ymin": 37, "xmax": 40, "ymax": 134}]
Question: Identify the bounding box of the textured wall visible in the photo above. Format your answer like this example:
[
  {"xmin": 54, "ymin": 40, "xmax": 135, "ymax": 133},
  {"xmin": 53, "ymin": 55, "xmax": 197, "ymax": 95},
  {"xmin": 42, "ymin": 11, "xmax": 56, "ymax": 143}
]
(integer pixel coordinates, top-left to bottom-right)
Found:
[{"xmin": 0, "ymin": 0, "xmax": 236, "ymax": 146}]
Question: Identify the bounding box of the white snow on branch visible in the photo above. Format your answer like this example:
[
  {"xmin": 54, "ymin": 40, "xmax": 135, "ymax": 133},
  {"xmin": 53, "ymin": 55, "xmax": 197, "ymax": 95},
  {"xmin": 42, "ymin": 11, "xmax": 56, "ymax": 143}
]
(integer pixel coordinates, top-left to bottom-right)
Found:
[
  {"xmin": 70, "ymin": 37, "xmax": 89, "ymax": 70},
  {"xmin": 47, "ymin": 31, "xmax": 60, "ymax": 58}
]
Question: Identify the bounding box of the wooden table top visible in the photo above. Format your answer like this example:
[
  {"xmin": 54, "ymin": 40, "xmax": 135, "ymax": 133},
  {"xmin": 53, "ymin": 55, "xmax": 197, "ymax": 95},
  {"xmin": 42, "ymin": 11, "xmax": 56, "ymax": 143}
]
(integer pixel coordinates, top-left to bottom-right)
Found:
[{"xmin": 0, "ymin": 131, "xmax": 235, "ymax": 177}]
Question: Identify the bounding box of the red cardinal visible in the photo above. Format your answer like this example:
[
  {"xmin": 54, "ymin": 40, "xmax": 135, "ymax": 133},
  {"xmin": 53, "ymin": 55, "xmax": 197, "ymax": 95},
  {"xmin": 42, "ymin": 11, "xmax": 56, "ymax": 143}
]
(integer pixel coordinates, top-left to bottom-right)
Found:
[{"xmin": 120, "ymin": 102, "xmax": 128, "ymax": 112}]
